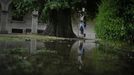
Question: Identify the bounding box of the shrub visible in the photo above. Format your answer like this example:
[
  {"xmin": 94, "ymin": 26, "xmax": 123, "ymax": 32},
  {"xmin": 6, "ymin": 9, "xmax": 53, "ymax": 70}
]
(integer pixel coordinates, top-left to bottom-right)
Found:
[{"xmin": 96, "ymin": 0, "xmax": 134, "ymax": 42}]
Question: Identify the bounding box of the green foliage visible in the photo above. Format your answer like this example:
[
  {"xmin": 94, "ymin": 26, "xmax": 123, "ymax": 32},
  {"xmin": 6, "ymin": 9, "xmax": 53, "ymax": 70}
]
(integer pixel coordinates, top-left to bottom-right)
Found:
[
  {"xmin": 12, "ymin": 0, "xmax": 46, "ymax": 21},
  {"xmin": 12, "ymin": 0, "xmax": 34, "ymax": 18},
  {"xmin": 11, "ymin": 0, "xmax": 81, "ymax": 22},
  {"xmin": 42, "ymin": 0, "xmax": 70, "ymax": 22},
  {"xmin": 11, "ymin": 0, "xmax": 98, "ymax": 22},
  {"xmin": 96, "ymin": 0, "xmax": 134, "ymax": 42},
  {"xmin": 45, "ymin": 0, "xmax": 70, "ymax": 10},
  {"xmin": 41, "ymin": 0, "xmax": 81, "ymax": 22}
]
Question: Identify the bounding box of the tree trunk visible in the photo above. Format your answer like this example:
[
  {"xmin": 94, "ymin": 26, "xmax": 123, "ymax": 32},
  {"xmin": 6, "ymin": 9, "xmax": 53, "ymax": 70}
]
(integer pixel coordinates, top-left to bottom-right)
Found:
[{"xmin": 44, "ymin": 8, "xmax": 76, "ymax": 38}]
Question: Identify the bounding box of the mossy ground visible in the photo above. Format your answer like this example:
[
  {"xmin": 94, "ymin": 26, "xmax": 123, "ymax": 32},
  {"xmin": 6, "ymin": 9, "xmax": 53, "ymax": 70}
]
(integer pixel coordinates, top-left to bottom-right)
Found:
[{"xmin": 0, "ymin": 34, "xmax": 65, "ymax": 42}]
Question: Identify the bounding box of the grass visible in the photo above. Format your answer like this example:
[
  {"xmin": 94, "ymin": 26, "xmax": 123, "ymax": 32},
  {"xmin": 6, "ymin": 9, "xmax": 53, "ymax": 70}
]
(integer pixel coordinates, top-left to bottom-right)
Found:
[{"xmin": 0, "ymin": 34, "xmax": 65, "ymax": 42}]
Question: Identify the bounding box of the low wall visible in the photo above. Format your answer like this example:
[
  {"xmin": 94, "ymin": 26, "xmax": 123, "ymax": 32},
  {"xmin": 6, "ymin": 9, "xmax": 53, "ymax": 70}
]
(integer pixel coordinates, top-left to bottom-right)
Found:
[{"xmin": 7, "ymin": 20, "xmax": 46, "ymax": 34}]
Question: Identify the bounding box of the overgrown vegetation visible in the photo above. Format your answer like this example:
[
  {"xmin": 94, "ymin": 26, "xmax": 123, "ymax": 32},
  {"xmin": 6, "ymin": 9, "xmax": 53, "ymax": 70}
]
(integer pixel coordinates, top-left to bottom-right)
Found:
[{"xmin": 96, "ymin": 0, "xmax": 134, "ymax": 42}]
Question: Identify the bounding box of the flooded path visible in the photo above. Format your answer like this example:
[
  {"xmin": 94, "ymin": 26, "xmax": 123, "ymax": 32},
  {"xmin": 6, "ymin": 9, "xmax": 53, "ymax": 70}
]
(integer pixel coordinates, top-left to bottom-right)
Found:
[{"xmin": 0, "ymin": 39, "xmax": 133, "ymax": 75}]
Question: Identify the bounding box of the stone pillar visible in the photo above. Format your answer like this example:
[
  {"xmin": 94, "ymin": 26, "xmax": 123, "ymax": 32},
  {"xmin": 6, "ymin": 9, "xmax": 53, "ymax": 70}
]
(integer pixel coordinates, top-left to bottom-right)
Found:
[
  {"xmin": 0, "ymin": 10, "xmax": 8, "ymax": 33},
  {"xmin": 32, "ymin": 10, "xmax": 38, "ymax": 34},
  {"xmin": 23, "ymin": 29, "xmax": 26, "ymax": 34},
  {"xmin": 0, "ymin": 0, "xmax": 12, "ymax": 33}
]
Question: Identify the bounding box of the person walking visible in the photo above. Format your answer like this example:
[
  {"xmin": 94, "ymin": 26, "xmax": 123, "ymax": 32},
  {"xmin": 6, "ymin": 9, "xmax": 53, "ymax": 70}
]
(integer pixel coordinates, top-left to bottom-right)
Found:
[
  {"xmin": 79, "ymin": 8, "xmax": 86, "ymax": 37},
  {"xmin": 79, "ymin": 20, "xmax": 85, "ymax": 37}
]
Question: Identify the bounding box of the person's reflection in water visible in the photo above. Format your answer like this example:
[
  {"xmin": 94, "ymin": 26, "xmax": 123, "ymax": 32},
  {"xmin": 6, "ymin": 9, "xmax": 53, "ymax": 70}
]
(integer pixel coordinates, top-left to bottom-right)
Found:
[{"xmin": 78, "ymin": 40, "xmax": 85, "ymax": 70}]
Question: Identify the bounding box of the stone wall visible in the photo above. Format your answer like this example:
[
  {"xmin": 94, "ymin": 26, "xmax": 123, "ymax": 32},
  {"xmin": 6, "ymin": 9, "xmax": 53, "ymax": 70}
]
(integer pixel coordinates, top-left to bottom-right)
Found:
[
  {"xmin": 0, "ymin": 9, "xmax": 46, "ymax": 34},
  {"xmin": 7, "ymin": 12, "xmax": 46, "ymax": 34},
  {"xmin": 0, "ymin": 0, "xmax": 46, "ymax": 34}
]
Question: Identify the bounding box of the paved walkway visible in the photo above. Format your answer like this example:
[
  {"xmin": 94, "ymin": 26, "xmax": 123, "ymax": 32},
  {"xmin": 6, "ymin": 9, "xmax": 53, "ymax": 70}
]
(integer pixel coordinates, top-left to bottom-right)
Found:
[{"xmin": 72, "ymin": 22, "xmax": 96, "ymax": 40}]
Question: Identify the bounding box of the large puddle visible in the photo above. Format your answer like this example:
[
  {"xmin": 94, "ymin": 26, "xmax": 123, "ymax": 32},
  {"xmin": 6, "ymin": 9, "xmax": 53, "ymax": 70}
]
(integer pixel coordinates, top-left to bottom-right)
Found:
[{"xmin": 0, "ymin": 39, "xmax": 133, "ymax": 75}]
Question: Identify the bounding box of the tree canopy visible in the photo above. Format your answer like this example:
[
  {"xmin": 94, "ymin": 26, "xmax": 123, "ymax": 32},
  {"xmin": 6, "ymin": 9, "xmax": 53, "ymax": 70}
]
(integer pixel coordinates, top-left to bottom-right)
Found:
[
  {"xmin": 11, "ymin": 0, "xmax": 33, "ymax": 18},
  {"xmin": 11, "ymin": 0, "xmax": 99, "ymax": 21}
]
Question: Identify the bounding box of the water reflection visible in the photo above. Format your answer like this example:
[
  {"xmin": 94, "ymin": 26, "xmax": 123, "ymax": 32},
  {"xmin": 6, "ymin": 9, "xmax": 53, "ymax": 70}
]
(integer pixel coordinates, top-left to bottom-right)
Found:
[
  {"xmin": 0, "ymin": 39, "xmax": 133, "ymax": 75},
  {"xmin": 30, "ymin": 39, "xmax": 37, "ymax": 54},
  {"xmin": 91, "ymin": 43, "xmax": 134, "ymax": 75},
  {"xmin": 78, "ymin": 40, "xmax": 85, "ymax": 70},
  {"xmin": 70, "ymin": 39, "xmax": 96, "ymax": 73}
]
